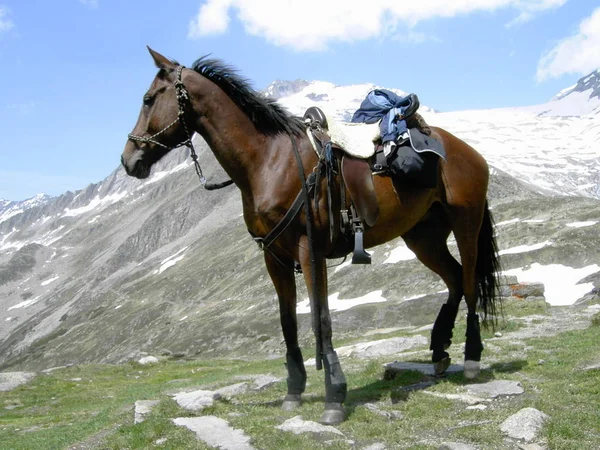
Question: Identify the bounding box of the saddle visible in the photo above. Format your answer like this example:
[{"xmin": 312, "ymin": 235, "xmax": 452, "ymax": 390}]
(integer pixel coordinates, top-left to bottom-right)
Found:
[
  {"xmin": 304, "ymin": 107, "xmax": 378, "ymax": 264},
  {"xmin": 303, "ymin": 104, "xmax": 445, "ymax": 264}
]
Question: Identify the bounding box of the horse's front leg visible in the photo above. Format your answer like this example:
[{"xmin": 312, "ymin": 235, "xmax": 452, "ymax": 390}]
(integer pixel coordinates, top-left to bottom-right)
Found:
[
  {"xmin": 263, "ymin": 252, "xmax": 306, "ymax": 410},
  {"xmin": 298, "ymin": 236, "xmax": 347, "ymax": 425}
]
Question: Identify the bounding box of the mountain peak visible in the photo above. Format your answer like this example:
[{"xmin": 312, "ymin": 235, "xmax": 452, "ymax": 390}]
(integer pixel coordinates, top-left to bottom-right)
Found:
[
  {"xmin": 263, "ymin": 79, "xmax": 311, "ymax": 100},
  {"xmin": 553, "ymin": 69, "xmax": 600, "ymax": 101}
]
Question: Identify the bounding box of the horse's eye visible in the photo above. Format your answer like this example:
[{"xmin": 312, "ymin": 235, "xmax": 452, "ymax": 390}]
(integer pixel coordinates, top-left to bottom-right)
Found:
[{"xmin": 143, "ymin": 95, "xmax": 154, "ymax": 106}]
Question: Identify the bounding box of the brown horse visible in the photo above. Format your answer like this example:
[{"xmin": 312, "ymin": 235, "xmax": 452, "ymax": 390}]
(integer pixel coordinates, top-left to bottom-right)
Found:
[{"xmin": 121, "ymin": 47, "xmax": 501, "ymax": 425}]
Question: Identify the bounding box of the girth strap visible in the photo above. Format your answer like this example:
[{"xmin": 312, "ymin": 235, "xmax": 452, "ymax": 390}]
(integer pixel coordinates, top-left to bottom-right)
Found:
[{"xmin": 252, "ymin": 171, "xmax": 316, "ymax": 253}]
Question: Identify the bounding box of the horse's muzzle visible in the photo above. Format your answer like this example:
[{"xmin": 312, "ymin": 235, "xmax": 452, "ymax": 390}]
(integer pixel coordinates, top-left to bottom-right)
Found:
[{"xmin": 121, "ymin": 147, "xmax": 151, "ymax": 179}]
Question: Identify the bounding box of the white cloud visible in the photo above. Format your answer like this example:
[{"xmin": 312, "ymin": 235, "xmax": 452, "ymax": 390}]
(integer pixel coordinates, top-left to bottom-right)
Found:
[
  {"xmin": 189, "ymin": 0, "xmax": 233, "ymax": 37},
  {"xmin": 188, "ymin": 0, "xmax": 569, "ymax": 51},
  {"xmin": 505, "ymin": 0, "xmax": 566, "ymax": 27},
  {"xmin": 0, "ymin": 5, "xmax": 14, "ymax": 34},
  {"xmin": 536, "ymin": 7, "xmax": 600, "ymax": 82}
]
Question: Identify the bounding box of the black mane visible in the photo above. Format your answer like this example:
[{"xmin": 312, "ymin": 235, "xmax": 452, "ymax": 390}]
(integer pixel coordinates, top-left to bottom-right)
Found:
[{"xmin": 191, "ymin": 56, "xmax": 305, "ymax": 137}]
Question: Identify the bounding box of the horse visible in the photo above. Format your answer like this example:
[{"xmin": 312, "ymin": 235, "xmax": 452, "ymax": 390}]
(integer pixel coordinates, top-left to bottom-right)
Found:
[{"xmin": 121, "ymin": 47, "xmax": 501, "ymax": 425}]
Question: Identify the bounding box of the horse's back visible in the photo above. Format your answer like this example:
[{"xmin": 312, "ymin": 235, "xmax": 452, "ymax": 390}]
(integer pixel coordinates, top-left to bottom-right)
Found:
[{"xmin": 430, "ymin": 126, "xmax": 490, "ymax": 208}]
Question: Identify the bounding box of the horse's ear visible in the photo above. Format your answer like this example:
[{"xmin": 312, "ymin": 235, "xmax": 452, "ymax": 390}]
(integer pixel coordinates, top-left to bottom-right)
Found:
[{"xmin": 147, "ymin": 46, "xmax": 175, "ymax": 71}]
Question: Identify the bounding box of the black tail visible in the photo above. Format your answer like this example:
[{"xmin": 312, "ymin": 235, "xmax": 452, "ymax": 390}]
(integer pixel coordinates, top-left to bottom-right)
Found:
[{"xmin": 476, "ymin": 202, "xmax": 502, "ymax": 325}]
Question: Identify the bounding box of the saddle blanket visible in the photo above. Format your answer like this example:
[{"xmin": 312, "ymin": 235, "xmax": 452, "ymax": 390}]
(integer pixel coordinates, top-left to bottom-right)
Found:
[{"xmin": 307, "ymin": 108, "xmax": 446, "ymax": 188}]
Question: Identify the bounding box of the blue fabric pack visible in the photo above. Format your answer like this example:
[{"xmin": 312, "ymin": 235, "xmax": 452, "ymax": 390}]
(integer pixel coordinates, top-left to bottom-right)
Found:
[{"xmin": 351, "ymin": 89, "xmax": 415, "ymax": 143}]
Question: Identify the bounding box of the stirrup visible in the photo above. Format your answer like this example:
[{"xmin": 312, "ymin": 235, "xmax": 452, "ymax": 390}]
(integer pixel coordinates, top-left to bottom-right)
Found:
[{"xmin": 351, "ymin": 219, "xmax": 371, "ymax": 264}]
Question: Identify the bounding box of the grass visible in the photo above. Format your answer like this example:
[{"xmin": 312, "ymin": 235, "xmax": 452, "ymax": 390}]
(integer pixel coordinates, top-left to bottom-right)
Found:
[{"xmin": 1, "ymin": 302, "xmax": 598, "ymax": 449}]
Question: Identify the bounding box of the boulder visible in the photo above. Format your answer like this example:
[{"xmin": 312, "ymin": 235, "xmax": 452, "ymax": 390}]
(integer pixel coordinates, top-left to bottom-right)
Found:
[
  {"xmin": 0, "ymin": 372, "xmax": 36, "ymax": 392},
  {"xmin": 500, "ymin": 407, "xmax": 549, "ymax": 442}
]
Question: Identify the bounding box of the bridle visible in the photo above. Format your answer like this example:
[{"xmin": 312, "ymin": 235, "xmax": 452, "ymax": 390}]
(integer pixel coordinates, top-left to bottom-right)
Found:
[{"xmin": 128, "ymin": 65, "xmax": 233, "ymax": 190}]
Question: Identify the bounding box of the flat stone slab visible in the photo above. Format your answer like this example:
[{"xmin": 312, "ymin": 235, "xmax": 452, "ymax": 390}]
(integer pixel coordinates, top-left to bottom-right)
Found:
[
  {"xmin": 138, "ymin": 356, "xmax": 159, "ymax": 365},
  {"xmin": 232, "ymin": 374, "xmax": 283, "ymax": 390},
  {"xmin": 385, "ymin": 362, "xmax": 463, "ymax": 377},
  {"xmin": 173, "ymin": 416, "xmax": 254, "ymax": 450},
  {"xmin": 252, "ymin": 375, "xmax": 282, "ymax": 390},
  {"xmin": 134, "ymin": 400, "xmax": 160, "ymax": 424},
  {"xmin": 275, "ymin": 415, "xmax": 344, "ymax": 436},
  {"xmin": 421, "ymin": 391, "xmax": 490, "ymax": 405},
  {"xmin": 337, "ymin": 336, "xmax": 428, "ymax": 359},
  {"xmin": 501, "ymin": 407, "xmax": 549, "ymax": 442},
  {"xmin": 464, "ymin": 380, "xmax": 524, "ymax": 398},
  {"xmin": 0, "ymin": 372, "xmax": 36, "ymax": 392},
  {"xmin": 171, "ymin": 389, "xmax": 220, "ymax": 411},
  {"xmin": 363, "ymin": 403, "xmax": 404, "ymax": 420},
  {"xmin": 216, "ymin": 382, "xmax": 251, "ymax": 400},
  {"xmin": 582, "ymin": 362, "xmax": 600, "ymax": 371}
]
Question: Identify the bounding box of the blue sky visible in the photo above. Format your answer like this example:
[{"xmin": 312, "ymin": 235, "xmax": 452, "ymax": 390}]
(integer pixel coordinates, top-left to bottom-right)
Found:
[{"xmin": 0, "ymin": 0, "xmax": 599, "ymax": 201}]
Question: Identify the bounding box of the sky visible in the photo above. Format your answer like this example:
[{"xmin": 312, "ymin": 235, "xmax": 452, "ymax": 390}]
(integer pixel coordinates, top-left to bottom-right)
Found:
[{"xmin": 0, "ymin": 0, "xmax": 599, "ymax": 201}]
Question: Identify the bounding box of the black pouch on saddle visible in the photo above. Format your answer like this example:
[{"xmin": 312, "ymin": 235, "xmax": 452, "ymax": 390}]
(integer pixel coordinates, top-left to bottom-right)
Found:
[{"xmin": 387, "ymin": 143, "xmax": 439, "ymax": 188}]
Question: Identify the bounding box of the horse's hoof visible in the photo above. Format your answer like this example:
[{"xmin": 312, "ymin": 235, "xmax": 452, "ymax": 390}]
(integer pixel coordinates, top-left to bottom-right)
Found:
[
  {"xmin": 320, "ymin": 404, "xmax": 346, "ymax": 425},
  {"xmin": 282, "ymin": 394, "xmax": 301, "ymax": 411},
  {"xmin": 433, "ymin": 357, "xmax": 451, "ymax": 376},
  {"xmin": 463, "ymin": 360, "xmax": 480, "ymax": 379}
]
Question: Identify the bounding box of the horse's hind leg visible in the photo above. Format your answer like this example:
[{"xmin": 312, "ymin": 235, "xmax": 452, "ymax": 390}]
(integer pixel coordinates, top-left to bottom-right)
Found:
[
  {"xmin": 263, "ymin": 252, "xmax": 306, "ymax": 410},
  {"xmin": 451, "ymin": 206, "xmax": 486, "ymax": 379},
  {"xmin": 402, "ymin": 210, "xmax": 463, "ymax": 375},
  {"xmin": 298, "ymin": 236, "xmax": 347, "ymax": 425}
]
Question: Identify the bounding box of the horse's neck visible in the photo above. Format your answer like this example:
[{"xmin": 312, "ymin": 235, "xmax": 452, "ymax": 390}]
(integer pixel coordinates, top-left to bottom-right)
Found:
[{"xmin": 189, "ymin": 77, "xmax": 270, "ymax": 193}]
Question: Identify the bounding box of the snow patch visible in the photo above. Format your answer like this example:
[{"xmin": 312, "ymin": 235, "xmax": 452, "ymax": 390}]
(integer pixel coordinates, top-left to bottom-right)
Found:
[
  {"xmin": 140, "ymin": 161, "xmax": 189, "ymax": 187},
  {"xmin": 566, "ymin": 221, "xmax": 597, "ymax": 228},
  {"xmin": 333, "ymin": 258, "xmax": 352, "ymax": 273},
  {"xmin": 496, "ymin": 218, "xmax": 521, "ymax": 226},
  {"xmin": 297, "ymin": 290, "xmax": 386, "ymax": 314},
  {"xmin": 8, "ymin": 296, "xmax": 41, "ymax": 310},
  {"xmin": 503, "ymin": 263, "xmax": 600, "ymax": 305},
  {"xmin": 384, "ymin": 244, "xmax": 416, "ymax": 264},
  {"xmin": 499, "ymin": 241, "xmax": 551, "ymax": 255},
  {"xmin": 154, "ymin": 246, "xmax": 189, "ymax": 275},
  {"xmin": 63, "ymin": 192, "xmax": 127, "ymax": 217},
  {"xmin": 41, "ymin": 276, "xmax": 59, "ymax": 286}
]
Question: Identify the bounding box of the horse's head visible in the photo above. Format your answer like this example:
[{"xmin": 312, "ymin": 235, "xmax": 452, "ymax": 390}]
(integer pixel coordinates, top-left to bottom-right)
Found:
[{"xmin": 121, "ymin": 47, "xmax": 193, "ymax": 179}]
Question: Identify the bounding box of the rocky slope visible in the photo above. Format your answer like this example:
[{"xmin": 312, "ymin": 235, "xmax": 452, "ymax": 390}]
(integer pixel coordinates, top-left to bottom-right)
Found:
[{"xmin": 1, "ymin": 70, "xmax": 599, "ymax": 371}]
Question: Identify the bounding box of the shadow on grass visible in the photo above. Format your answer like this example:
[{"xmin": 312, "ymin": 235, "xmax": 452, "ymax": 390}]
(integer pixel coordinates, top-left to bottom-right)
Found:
[
  {"xmin": 209, "ymin": 358, "xmax": 528, "ymax": 422},
  {"xmin": 341, "ymin": 358, "xmax": 528, "ymax": 419}
]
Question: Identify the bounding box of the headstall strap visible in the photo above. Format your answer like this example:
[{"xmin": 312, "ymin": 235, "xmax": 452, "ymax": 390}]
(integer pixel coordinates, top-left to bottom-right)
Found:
[{"xmin": 128, "ymin": 65, "xmax": 233, "ymax": 190}]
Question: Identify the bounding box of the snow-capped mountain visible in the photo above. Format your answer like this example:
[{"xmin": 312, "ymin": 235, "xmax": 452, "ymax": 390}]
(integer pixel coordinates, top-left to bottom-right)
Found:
[
  {"xmin": 554, "ymin": 69, "xmax": 600, "ymax": 102},
  {"xmin": 429, "ymin": 106, "xmax": 600, "ymax": 199},
  {"xmin": 268, "ymin": 71, "xmax": 600, "ymax": 199},
  {"xmin": 0, "ymin": 194, "xmax": 53, "ymax": 225},
  {"xmin": 528, "ymin": 69, "xmax": 600, "ymax": 117},
  {"xmin": 1, "ymin": 70, "xmax": 599, "ymax": 371},
  {"xmin": 269, "ymin": 80, "xmax": 436, "ymax": 123},
  {"xmin": 262, "ymin": 79, "xmax": 311, "ymax": 100}
]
